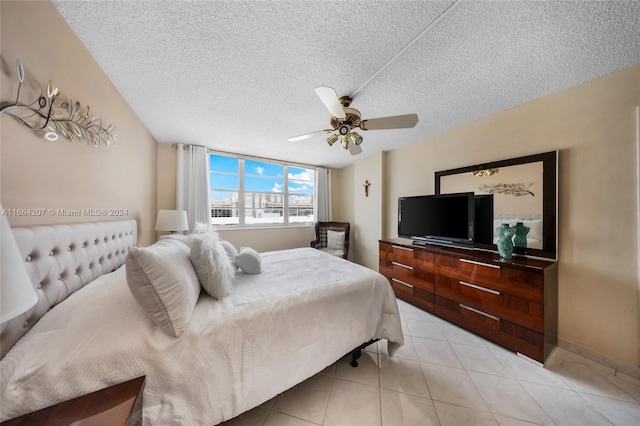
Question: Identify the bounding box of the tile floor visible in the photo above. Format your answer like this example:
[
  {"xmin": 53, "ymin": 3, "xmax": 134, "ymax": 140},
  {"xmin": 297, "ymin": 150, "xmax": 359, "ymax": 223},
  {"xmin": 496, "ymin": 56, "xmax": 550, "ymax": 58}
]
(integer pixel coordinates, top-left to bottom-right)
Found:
[{"xmin": 221, "ymin": 299, "xmax": 640, "ymax": 426}]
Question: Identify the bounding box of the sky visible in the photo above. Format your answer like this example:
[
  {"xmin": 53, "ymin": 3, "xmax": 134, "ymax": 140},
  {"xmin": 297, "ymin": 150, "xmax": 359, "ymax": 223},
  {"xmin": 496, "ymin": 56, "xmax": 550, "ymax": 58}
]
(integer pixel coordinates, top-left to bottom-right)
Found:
[{"xmin": 210, "ymin": 154, "xmax": 314, "ymax": 200}]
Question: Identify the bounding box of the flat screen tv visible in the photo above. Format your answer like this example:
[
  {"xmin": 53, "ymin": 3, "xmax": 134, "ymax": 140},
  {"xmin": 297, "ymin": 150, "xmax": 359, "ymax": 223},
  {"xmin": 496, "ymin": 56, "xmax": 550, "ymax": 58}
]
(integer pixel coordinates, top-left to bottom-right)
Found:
[{"xmin": 398, "ymin": 192, "xmax": 475, "ymax": 248}]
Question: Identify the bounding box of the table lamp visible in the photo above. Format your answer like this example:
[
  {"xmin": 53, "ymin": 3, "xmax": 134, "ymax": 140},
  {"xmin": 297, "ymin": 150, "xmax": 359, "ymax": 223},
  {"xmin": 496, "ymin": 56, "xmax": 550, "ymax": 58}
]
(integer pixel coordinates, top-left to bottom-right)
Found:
[
  {"xmin": 1, "ymin": 203, "xmax": 38, "ymax": 323},
  {"xmin": 154, "ymin": 210, "xmax": 189, "ymax": 234}
]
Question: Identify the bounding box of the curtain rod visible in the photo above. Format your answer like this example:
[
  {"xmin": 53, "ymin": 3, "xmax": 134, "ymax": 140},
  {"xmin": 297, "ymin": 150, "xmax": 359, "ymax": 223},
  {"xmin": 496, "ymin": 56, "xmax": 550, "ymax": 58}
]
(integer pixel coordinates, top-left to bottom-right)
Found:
[{"xmin": 171, "ymin": 143, "xmax": 324, "ymax": 171}]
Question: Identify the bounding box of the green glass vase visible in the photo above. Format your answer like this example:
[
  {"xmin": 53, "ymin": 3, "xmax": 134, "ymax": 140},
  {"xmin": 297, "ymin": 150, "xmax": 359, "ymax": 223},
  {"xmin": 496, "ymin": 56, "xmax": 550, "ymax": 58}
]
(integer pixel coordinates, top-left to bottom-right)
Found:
[
  {"xmin": 513, "ymin": 222, "xmax": 530, "ymax": 248},
  {"xmin": 496, "ymin": 223, "xmax": 516, "ymax": 260}
]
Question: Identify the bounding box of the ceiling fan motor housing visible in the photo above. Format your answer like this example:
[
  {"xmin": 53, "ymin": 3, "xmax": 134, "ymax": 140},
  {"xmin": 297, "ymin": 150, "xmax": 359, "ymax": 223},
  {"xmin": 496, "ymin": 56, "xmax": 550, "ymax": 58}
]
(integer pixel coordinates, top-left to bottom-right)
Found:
[{"xmin": 331, "ymin": 107, "xmax": 362, "ymax": 134}]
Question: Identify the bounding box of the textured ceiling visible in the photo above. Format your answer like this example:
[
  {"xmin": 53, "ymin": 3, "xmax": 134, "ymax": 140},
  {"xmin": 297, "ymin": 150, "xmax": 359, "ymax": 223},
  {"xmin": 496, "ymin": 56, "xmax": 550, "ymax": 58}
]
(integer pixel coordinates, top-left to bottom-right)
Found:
[{"xmin": 52, "ymin": 0, "xmax": 640, "ymax": 168}]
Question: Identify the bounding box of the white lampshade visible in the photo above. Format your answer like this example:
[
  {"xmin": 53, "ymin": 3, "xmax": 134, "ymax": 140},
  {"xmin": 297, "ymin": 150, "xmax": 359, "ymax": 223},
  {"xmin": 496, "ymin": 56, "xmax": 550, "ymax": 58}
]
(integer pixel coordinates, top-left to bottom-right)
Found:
[
  {"xmin": 155, "ymin": 210, "xmax": 189, "ymax": 232},
  {"xmin": 1, "ymin": 203, "xmax": 38, "ymax": 323}
]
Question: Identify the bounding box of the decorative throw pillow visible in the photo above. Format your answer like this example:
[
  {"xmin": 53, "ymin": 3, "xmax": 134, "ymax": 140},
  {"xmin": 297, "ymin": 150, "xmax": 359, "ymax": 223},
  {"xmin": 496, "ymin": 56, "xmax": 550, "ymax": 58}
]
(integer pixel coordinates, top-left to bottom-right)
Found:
[
  {"xmin": 235, "ymin": 247, "xmax": 262, "ymax": 274},
  {"xmin": 326, "ymin": 230, "xmax": 345, "ymax": 250},
  {"xmin": 189, "ymin": 232, "xmax": 235, "ymax": 299},
  {"xmin": 126, "ymin": 238, "xmax": 201, "ymax": 337},
  {"xmin": 220, "ymin": 240, "xmax": 239, "ymax": 269},
  {"xmin": 191, "ymin": 221, "xmax": 238, "ymax": 269},
  {"xmin": 192, "ymin": 222, "xmax": 211, "ymax": 234}
]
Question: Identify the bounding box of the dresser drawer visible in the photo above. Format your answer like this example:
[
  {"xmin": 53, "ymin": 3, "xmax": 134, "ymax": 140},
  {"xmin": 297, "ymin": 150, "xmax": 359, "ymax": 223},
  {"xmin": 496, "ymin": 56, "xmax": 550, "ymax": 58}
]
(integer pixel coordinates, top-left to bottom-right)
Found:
[
  {"xmin": 387, "ymin": 244, "xmax": 415, "ymax": 265},
  {"xmin": 436, "ymin": 254, "xmax": 544, "ymax": 303},
  {"xmin": 435, "ymin": 295, "xmax": 544, "ymax": 362},
  {"xmin": 435, "ymin": 295, "xmax": 501, "ymax": 332},
  {"xmin": 382, "ymin": 261, "xmax": 434, "ymax": 291},
  {"xmin": 389, "ymin": 276, "xmax": 434, "ymax": 313},
  {"xmin": 386, "ymin": 244, "xmax": 436, "ymax": 271},
  {"xmin": 435, "ymin": 275, "xmax": 543, "ymax": 332}
]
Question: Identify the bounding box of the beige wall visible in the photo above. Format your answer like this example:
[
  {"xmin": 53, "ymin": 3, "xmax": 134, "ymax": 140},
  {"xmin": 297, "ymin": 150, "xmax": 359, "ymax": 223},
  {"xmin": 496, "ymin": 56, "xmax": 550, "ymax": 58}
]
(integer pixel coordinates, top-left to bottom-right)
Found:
[
  {"xmin": 332, "ymin": 155, "xmax": 387, "ymax": 267},
  {"xmin": 335, "ymin": 65, "xmax": 640, "ymax": 367},
  {"xmin": 217, "ymin": 226, "xmax": 315, "ymax": 253},
  {"xmin": 331, "ymin": 164, "xmax": 355, "ymax": 223},
  {"xmin": 157, "ymin": 144, "xmax": 177, "ymax": 211},
  {"xmin": 352, "ymin": 152, "xmax": 384, "ymax": 269},
  {"xmin": 331, "ymin": 163, "xmax": 355, "ymax": 260},
  {"xmin": 1, "ymin": 1, "xmax": 157, "ymax": 246}
]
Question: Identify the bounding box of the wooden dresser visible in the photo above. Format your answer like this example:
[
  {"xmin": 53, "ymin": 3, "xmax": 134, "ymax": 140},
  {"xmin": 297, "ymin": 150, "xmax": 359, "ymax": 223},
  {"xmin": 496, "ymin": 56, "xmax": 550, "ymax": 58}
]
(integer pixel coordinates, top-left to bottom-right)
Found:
[{"xmin": 379, "ymin": 239, "xmax": 558, "ymax": 363}]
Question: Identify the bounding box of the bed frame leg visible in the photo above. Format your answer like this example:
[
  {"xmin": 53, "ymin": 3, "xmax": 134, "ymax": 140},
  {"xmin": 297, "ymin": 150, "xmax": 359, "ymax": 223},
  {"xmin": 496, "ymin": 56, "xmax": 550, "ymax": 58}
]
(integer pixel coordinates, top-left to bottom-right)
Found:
[
  {"xmin": 350, "ymin": 349, "xmax": 362, "ymax": 367},
  {"xmin": 349, "ymin": 339, "xmax": 379, "ymax": 368}
]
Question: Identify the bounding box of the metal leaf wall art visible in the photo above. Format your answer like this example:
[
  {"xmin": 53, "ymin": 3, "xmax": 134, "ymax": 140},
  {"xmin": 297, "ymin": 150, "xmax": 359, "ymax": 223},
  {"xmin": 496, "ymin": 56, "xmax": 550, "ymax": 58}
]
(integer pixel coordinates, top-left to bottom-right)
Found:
[
  {"xmin": 477, "ymin": 183, "xmax": 534, "ymax": 197},
  {"xmin": 0, "ymin": 60, "xmax": 118, "ymax": 147}
]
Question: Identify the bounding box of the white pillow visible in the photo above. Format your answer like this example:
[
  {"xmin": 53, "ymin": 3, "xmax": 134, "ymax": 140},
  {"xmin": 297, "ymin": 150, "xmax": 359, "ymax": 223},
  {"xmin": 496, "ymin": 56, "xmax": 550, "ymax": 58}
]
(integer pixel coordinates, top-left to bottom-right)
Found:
[
  {"xmin": 235, "ymin": 247, "xmax": 262, "ymax": 274},
  {"xmin": 126, "ymin": 238, "xmax": 201, "ymax": 337},
  {"xmin": 192, "ymin": 222, "xmax": 211, "ymax": 234},
  {"xmin": 189, "ymin": 232, "xmax": 235, "ymax": 299},
  {"xmin": 326, "ymin": 230, "xmax": 345, "ymax": 250},
  {"xmin": 220, "ymin": 240, "xmax": 239, "ymax": 269},
  {"xmin": 190, "ymin": 221, "xmax": 238, "ymax": 270}
]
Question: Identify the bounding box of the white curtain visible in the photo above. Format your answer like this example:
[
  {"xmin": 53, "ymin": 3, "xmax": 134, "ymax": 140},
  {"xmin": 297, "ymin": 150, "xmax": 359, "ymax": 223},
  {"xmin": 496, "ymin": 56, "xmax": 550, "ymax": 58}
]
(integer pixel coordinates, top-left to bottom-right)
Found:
[
  {"xmin": 176, "ymin": 144, "xmax": 211, "ymax": 232},
  {"xmin": 316, "ymin": 167, "xmax": 332, "ymax": 222}
]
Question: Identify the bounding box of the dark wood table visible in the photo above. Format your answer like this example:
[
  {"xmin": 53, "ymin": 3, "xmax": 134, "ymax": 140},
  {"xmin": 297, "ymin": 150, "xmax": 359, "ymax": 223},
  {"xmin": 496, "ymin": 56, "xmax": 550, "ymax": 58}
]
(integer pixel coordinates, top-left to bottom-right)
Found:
[{"xmin": 1, "ymin": 376, "xmax": 145, "ymax": 426}]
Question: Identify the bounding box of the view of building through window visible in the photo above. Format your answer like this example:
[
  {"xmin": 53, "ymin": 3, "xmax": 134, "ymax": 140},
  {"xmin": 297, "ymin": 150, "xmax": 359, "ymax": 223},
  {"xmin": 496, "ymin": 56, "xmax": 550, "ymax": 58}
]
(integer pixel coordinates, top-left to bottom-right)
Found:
[{"xmin": 210, "ymin": 154, "xmax": 315, "ymax": 226}]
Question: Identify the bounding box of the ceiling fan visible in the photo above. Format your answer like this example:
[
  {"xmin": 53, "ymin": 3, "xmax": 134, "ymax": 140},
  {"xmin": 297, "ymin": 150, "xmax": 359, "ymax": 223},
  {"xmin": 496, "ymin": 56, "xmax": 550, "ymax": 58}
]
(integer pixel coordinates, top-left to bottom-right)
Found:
[{"xmin": 288, "ymin": 86, "xmax": 419, "ymax": 155}]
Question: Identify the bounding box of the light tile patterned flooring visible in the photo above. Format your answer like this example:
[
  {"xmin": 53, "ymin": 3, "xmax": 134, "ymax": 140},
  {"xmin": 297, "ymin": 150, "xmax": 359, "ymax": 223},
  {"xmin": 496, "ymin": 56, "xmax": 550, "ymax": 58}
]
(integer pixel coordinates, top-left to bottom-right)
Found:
[{"xmin": 222, "ymin": 299, "xmax": 640, "ymax": 426}]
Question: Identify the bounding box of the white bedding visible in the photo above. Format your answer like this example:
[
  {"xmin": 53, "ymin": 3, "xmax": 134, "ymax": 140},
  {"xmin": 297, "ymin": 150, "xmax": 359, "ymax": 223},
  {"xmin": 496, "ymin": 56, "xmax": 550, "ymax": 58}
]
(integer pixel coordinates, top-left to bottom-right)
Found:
[{"xmin": 0, "ymin": 248, "xmax": 403, "ymax": 424}]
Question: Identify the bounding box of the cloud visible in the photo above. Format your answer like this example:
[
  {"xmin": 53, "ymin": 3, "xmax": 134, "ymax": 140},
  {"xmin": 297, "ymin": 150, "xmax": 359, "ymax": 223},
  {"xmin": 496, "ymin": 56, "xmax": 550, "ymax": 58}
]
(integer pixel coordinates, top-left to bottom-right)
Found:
[
  {"xmin": 255, "ymin": 166, "xmax": 264, "ymax": 175},
  {"xmin": 289, "ymin": 184, "xmax": 309, "ymax": 192},
  {"xmin": 272, "ymin": 182, "xmax": 283, "ymax": 193},
  {"xmin": 288, "ymin": 170, "xmax": 313, "ymax": 181}
]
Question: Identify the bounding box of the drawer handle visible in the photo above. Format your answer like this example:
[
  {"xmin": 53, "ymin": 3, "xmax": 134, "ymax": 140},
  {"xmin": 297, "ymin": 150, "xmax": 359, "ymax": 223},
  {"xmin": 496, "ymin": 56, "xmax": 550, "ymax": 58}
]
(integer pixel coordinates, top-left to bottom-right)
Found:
[
  {"xmin": 393, "ymin": 245, "xmax": 414, "ymax": 252},
  {"xmin": 392, "ymin": 261, "xmax": 413, "ymax": 270},
  {"xmin": 460, "ymin": 258, "xmax": 500, "ymax": 270},
  {"xmin": 392, "ymin": 278, "xmax": 414, "ymax": 288},
  {"xmin": 459, "ymin": 304, "xmax": 500, "ymax": 321},
  {"xmin": 459, "ymin": 281, "xmax": 501, "ymax": 295}
]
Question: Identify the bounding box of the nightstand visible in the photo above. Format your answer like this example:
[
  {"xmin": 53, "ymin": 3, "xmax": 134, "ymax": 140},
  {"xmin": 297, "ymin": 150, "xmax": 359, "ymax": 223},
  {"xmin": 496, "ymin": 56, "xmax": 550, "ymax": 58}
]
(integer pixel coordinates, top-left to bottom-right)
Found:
[{"xmin": 1, "ymin": 376, "xmax": 145, "ymax": 426}]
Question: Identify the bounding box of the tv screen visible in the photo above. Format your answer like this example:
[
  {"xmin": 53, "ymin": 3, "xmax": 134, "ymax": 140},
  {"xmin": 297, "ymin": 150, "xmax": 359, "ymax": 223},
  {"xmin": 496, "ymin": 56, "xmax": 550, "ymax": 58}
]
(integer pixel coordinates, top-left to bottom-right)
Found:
[{"xmin": 398, "ymin": 192, "xmax": 475, "ymax": 247}]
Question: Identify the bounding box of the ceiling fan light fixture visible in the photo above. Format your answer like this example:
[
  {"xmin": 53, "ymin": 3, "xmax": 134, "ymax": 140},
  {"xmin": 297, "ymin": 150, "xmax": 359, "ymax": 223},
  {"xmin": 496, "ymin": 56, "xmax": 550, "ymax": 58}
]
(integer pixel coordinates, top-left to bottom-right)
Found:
[
  {"xmin": 341, "ymin": 136, "xmax": 349, "ymax": 150},
  {"xmin": 326, "ymin": 134, "xmax": 339, "ymax": 146},
  {"xmin": 349, "ymin": 132, "xmax": 363, "ymax": 145},
  {"xmin": 338, "ymin": 124, "xmax": 350, "ymax": 135}
]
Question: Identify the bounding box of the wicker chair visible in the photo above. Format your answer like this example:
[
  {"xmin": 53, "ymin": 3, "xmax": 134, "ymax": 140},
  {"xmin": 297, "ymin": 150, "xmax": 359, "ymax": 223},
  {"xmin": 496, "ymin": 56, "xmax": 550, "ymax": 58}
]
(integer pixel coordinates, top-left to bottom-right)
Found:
[{"xmin": 310, "ymin": 221, "xmax": 350, "ymax": 259}]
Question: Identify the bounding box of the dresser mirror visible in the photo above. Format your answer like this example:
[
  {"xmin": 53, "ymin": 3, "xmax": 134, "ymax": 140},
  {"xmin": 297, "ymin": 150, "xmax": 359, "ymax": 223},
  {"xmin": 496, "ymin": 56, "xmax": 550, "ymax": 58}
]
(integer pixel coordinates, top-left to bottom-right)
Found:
[{"xmin": 435, "ymin": 151, "xmax": 557, "ymax": 260}]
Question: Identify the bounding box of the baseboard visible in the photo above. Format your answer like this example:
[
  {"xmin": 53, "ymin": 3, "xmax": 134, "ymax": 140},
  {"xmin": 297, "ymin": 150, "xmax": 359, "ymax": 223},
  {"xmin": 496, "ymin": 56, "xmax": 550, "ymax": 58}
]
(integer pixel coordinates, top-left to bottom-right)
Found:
[{"xmin": 557, "ymin": 338, "xmax": 640, "ymax": 380}]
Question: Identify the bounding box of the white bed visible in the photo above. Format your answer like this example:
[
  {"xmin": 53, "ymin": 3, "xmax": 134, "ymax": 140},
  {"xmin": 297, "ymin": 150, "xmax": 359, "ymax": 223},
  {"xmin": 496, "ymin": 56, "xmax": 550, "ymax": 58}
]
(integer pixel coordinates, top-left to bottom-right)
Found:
[{"xmin": 0, "ymin": 220, "xmax": 403, "ymax": 425}]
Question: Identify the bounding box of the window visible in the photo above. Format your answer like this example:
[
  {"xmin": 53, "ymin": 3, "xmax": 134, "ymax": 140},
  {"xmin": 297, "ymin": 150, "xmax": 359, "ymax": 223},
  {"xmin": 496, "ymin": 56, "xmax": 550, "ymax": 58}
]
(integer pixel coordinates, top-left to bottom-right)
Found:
[{"xmin": 210, "ymin": 153, "xmax": 316, "ymax": 227}]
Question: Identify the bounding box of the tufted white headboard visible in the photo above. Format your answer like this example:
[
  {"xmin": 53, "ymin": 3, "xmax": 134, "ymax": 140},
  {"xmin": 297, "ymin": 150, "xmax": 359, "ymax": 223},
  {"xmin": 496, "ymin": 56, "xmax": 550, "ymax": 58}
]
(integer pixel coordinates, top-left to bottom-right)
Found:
[{"xmin": 1, "ymin": 220, "xmax": 137, "ymax": 358}]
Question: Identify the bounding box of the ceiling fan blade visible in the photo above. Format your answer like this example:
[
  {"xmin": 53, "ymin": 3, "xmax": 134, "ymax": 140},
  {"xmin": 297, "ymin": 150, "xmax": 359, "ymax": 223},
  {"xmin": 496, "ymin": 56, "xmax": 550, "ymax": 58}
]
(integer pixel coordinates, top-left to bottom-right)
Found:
[
  {"xmin": 288, "ymin": 129, "xmax": 333, "ymax": 142},
  {"xmin": 314, "ymin": 86, "xmax": 346, "ymax": 119},
  {"xmin": 360, "ymin": 113, "xmax": 418, "ymax": 131}
]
